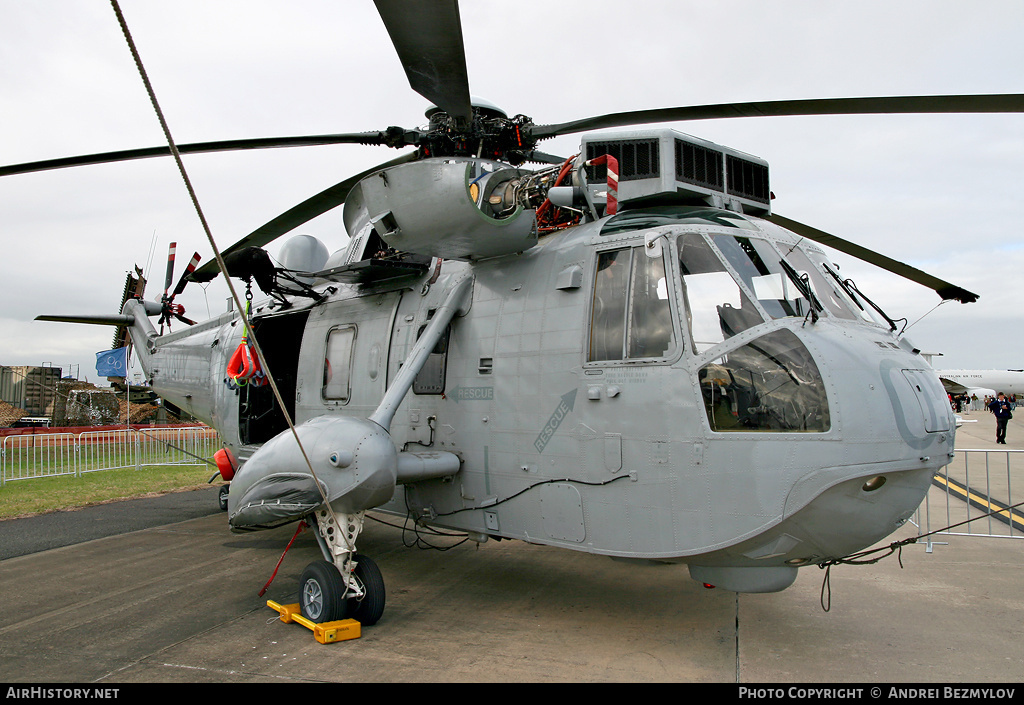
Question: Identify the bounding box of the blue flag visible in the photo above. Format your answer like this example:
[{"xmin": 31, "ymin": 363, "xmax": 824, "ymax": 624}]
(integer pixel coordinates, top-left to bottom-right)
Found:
[{"xmin": 96, "ymin": 347, "xmax": 129, "ymax": 377}]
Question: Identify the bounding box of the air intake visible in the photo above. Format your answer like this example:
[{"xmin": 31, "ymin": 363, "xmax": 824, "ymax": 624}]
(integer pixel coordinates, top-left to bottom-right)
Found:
[
  {"xmin": 676, "ymin": 139, "xmax": 724, "ymax": 191},
  {"xmin": 727, "ymin": 155, "xmax": 771, "ymax": 204},
  {"xmin": 581, "ymin": 128, "xmax": 770, "ymax": 215},
  {"xmin": 585, "ymin": 138, "xmax": 660, "ymax": 182}
]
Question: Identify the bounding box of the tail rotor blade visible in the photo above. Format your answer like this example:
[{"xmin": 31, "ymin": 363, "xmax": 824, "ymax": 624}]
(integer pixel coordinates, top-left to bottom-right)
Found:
[
  {"xmin": 163, "ymin": 242, "xmax": 177, "ymax": 298},
  {"xmin": 171, "ymin": 252, "xmax": 201, "ymax": 297}
]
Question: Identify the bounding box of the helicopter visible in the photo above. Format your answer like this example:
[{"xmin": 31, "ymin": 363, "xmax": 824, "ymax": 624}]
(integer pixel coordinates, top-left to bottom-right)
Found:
[{"xmin": 8, "ymin": 0, "xmax": 1024, "ymax": 627}]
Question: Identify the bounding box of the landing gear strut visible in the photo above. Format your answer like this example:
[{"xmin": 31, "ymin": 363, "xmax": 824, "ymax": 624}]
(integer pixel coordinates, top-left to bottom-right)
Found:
[{"xmin": 299, "ymin": 509, "xmax": 386, "ymax": 625}]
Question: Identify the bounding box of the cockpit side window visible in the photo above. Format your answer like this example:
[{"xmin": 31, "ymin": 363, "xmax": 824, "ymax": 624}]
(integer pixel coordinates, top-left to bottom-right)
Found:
[
  {"xmin": 677, "ymin": 233, "xmax": 764, "ymax": 354},
  {"xmin": 589, "ymin": 246, "xmax": 676, "ymax": 362}
]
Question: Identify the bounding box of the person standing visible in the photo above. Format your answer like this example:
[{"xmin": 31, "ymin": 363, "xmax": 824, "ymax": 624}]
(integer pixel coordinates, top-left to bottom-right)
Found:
[{"xmin": 988, "ymin": 392, "xmax": 1012, "ymax": 444}]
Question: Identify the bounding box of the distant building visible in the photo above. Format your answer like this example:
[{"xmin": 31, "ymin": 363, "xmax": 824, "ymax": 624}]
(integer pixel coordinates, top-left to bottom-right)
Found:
[
  {"xmin": 0, "ymin": 366, "xmax": 61, "ymax": 418},
  {"xmin": 1, "ymin": 364, "xmax": 181, "ymax": 428}
]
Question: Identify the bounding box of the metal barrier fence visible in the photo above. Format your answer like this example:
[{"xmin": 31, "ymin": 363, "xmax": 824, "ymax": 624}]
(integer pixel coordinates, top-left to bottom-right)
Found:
[
  {"xmin": 5, "ymin": 429, "xmax": 1019, "ymax": 544},
  {"xmin": 915, "ymin": 448, "xmax": 1024, "ymax": 550},
  {"xmin": 1, "ymin": 426, "xmax": 221, "ymax": 484}
]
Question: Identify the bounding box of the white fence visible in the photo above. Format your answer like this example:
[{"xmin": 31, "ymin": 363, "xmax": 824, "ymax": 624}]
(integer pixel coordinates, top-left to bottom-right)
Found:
[
  {"xmin": 915, "ymin": 448, "xmax": 1024, "ymax": 548},
  {"xmin": 1, "ymin": 426, "xmax": 221, "ymax": 485}
]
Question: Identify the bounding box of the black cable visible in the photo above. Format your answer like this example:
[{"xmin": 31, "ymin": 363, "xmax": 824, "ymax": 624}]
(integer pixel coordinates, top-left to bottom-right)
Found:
[
  {"xmin": 433, "ymin": 473, "xmax": 633, "ymax": 518},
  {"xmin": 385, "ymin": 474, "xmax": 633, "ymax": 551},
  {"xmin": 817, "ymin": 496, "xmax": 1024, "ymax": 611},
  {"xmin": 399, "ymin": 492, "xmax": 471, "ymax": 551}
]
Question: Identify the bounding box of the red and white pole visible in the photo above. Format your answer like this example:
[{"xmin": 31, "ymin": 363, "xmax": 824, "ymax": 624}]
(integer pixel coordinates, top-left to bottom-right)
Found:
[{"xmin": 585, "ymin": 154, "xmax": 619, "ymax": 216}]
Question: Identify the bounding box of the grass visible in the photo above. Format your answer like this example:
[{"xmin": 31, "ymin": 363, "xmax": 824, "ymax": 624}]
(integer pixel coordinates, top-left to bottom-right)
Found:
[{"xmin": 0, "ymin": 464, "xmax": 220, "ymax": 520}]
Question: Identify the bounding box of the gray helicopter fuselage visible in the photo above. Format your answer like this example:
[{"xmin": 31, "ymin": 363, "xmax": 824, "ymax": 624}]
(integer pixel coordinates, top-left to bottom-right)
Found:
[{"xmin": 128, "ymin": 205, "xmax": 953, "ymax": 593}]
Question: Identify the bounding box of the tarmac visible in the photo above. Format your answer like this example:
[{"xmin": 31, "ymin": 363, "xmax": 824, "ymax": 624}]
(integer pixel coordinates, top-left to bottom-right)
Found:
[{"xmin": 0, "ymin": 414, "xmax": 1021, "ymax": 684}]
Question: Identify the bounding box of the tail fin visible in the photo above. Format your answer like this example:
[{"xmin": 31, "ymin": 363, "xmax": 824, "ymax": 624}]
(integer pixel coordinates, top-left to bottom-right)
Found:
[{"xmin": 36, "ymin": 299, "xmax": 160, "ymax": 370}]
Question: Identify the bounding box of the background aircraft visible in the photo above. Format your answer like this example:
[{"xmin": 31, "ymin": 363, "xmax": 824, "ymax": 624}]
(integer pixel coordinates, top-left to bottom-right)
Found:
[{"xmin": 935, "ymin": 369, "xmax": 1024, "ymax": 398}]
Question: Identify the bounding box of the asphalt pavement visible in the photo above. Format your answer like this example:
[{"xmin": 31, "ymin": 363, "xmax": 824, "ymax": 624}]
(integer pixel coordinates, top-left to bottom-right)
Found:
[{"xmin": 0, "ymin": 417, "xmax": 1021, "ymax": 684}]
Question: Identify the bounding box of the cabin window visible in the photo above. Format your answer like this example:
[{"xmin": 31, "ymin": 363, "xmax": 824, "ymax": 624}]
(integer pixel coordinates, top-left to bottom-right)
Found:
[
  {"xmin": 698, "ymin": 329, "xmax": 830, "ymax": 433},
  {"xmin": 589, "ymin": 246, "xmax": 675, "ymax": 362},
  {"xmin": 323, "ymin": 325, "xmax": 356, "ymax": 402},
  {"xmin": 677, "ymin": 232, "xmax": 763, "ymax": 353}
]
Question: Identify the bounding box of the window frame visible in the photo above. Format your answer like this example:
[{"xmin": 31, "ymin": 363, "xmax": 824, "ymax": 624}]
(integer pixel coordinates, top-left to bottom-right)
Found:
[
  {"xmin": 586, "ymin": 241, "xmax": 681, "ymax": 366},
  {"xmin": 412, "ymin": 321, "xmax": 451, "ymax": 396},
  {"xmin": 322, "ymin": 324, "xmax": 357, "ymax": 404}
]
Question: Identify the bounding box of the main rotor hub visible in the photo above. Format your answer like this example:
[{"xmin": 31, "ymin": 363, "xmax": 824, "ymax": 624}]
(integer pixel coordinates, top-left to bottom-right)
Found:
[
  {"xmin": 425, "ymin": 96, "xmax": 507, "ymax": 121},
  {"xmin": 419, "ymin": 98, "xmax": 537, "ymax": 165}
]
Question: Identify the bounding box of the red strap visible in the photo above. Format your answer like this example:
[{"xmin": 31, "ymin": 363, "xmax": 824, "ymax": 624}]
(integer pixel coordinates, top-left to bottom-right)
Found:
[{"xmin": 258, "ymin": 521, "xmax": 308, "ymax": 597}]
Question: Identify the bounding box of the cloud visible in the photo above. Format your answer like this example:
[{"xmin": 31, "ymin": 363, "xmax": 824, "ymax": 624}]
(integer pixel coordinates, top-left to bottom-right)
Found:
[{"xmin": 1, "ymin": 0, "xmax": 1022, "ymax": 379}]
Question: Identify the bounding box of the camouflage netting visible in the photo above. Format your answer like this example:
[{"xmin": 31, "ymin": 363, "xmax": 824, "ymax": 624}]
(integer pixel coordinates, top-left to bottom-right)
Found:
[
  {"xmin": 0, "ymin": 400, "xmax": 27, "ymax": 427},
  {"xmin": 24, "ymin": 379, "xmax": 179, "ymax": 427},
  {"xmin": 118, "ymin": 398, "xmax": 177, "ymax": 425},
  {"xmin": 63, "ymin": 389, "xmax": 121, "ymax": 426},
  {"xmin": 52, "ymin": 380, "xmax": 101, "ymax": 426}
]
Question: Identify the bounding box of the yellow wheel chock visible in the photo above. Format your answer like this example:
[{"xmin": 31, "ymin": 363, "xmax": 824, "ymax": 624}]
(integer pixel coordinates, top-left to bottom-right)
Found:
[{"xmin": 266, "ymin": 600, "xmax": 361, "ymax": 644}]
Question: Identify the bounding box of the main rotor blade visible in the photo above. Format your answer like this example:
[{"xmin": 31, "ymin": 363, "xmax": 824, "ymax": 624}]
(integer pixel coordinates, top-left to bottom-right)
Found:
[
  {"xmin": 190, "ymin": 151, "xmax": 418, "ymax": 283},
  {"xmin": 374, "ymin": 0, "xmax": 472, "ymax": 125},
  {"xmin": 526, "ymin": 150, "xmax": 570, "ymax": 165},
  {"xmin": 765, "ymin": 213, "xmax": 979, "ymax": 304},
  {"xmin": 533, "ymin": 94, "xmax": 1024, "ymax": 139},
  {"xmin": 0, "ymin": 133, "xmax": 387, "ymax": 178}
]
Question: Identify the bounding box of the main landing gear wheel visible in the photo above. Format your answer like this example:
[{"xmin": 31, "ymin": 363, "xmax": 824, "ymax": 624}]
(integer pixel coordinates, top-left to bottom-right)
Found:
[
  {"xmin": 299, "ymin": 560, "xmax": 349, "ymax": 623},
  {"xmin": 348, "ymin": 554, "xmax": 386, "ymax": 626},
  {"xmin": 298, "ymin": 556, "xmax": 386, "ymax": 625}
]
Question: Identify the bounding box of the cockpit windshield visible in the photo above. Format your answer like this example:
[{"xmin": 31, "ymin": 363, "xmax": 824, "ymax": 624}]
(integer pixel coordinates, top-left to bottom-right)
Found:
[
  {"xmin": 773, "ymin": 244, "xmax": 858, "ymax": 321},
  {"xmin": 801, "ymin": 249, "xmax": 895, "ymax": 329},
  {"xmin": 678, "ymin": 233, "xmax": 764, "ymax": 354},
  {"xmin": 677, "ymin": 229, "xmax": 888, "ymax": 355},
  {"xmin": 711, "ymin": 234, "xmax": 818, "ymax": 320}
]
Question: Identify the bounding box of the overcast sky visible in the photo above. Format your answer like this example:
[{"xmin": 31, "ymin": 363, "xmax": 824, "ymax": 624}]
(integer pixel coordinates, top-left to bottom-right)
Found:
[{"xmin": 2, "ymin": 0, "xmax": 1022, "ymax": 384}]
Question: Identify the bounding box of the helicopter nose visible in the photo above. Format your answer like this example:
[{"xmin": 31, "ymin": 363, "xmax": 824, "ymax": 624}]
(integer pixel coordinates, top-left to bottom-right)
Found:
[
  {"xmin": 773, "ymin": 356, "xmax": 954, "ymax": 561},
  {"xmin": 880, "ymin": 359, "xmax": 954, "ymax": 445}
]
